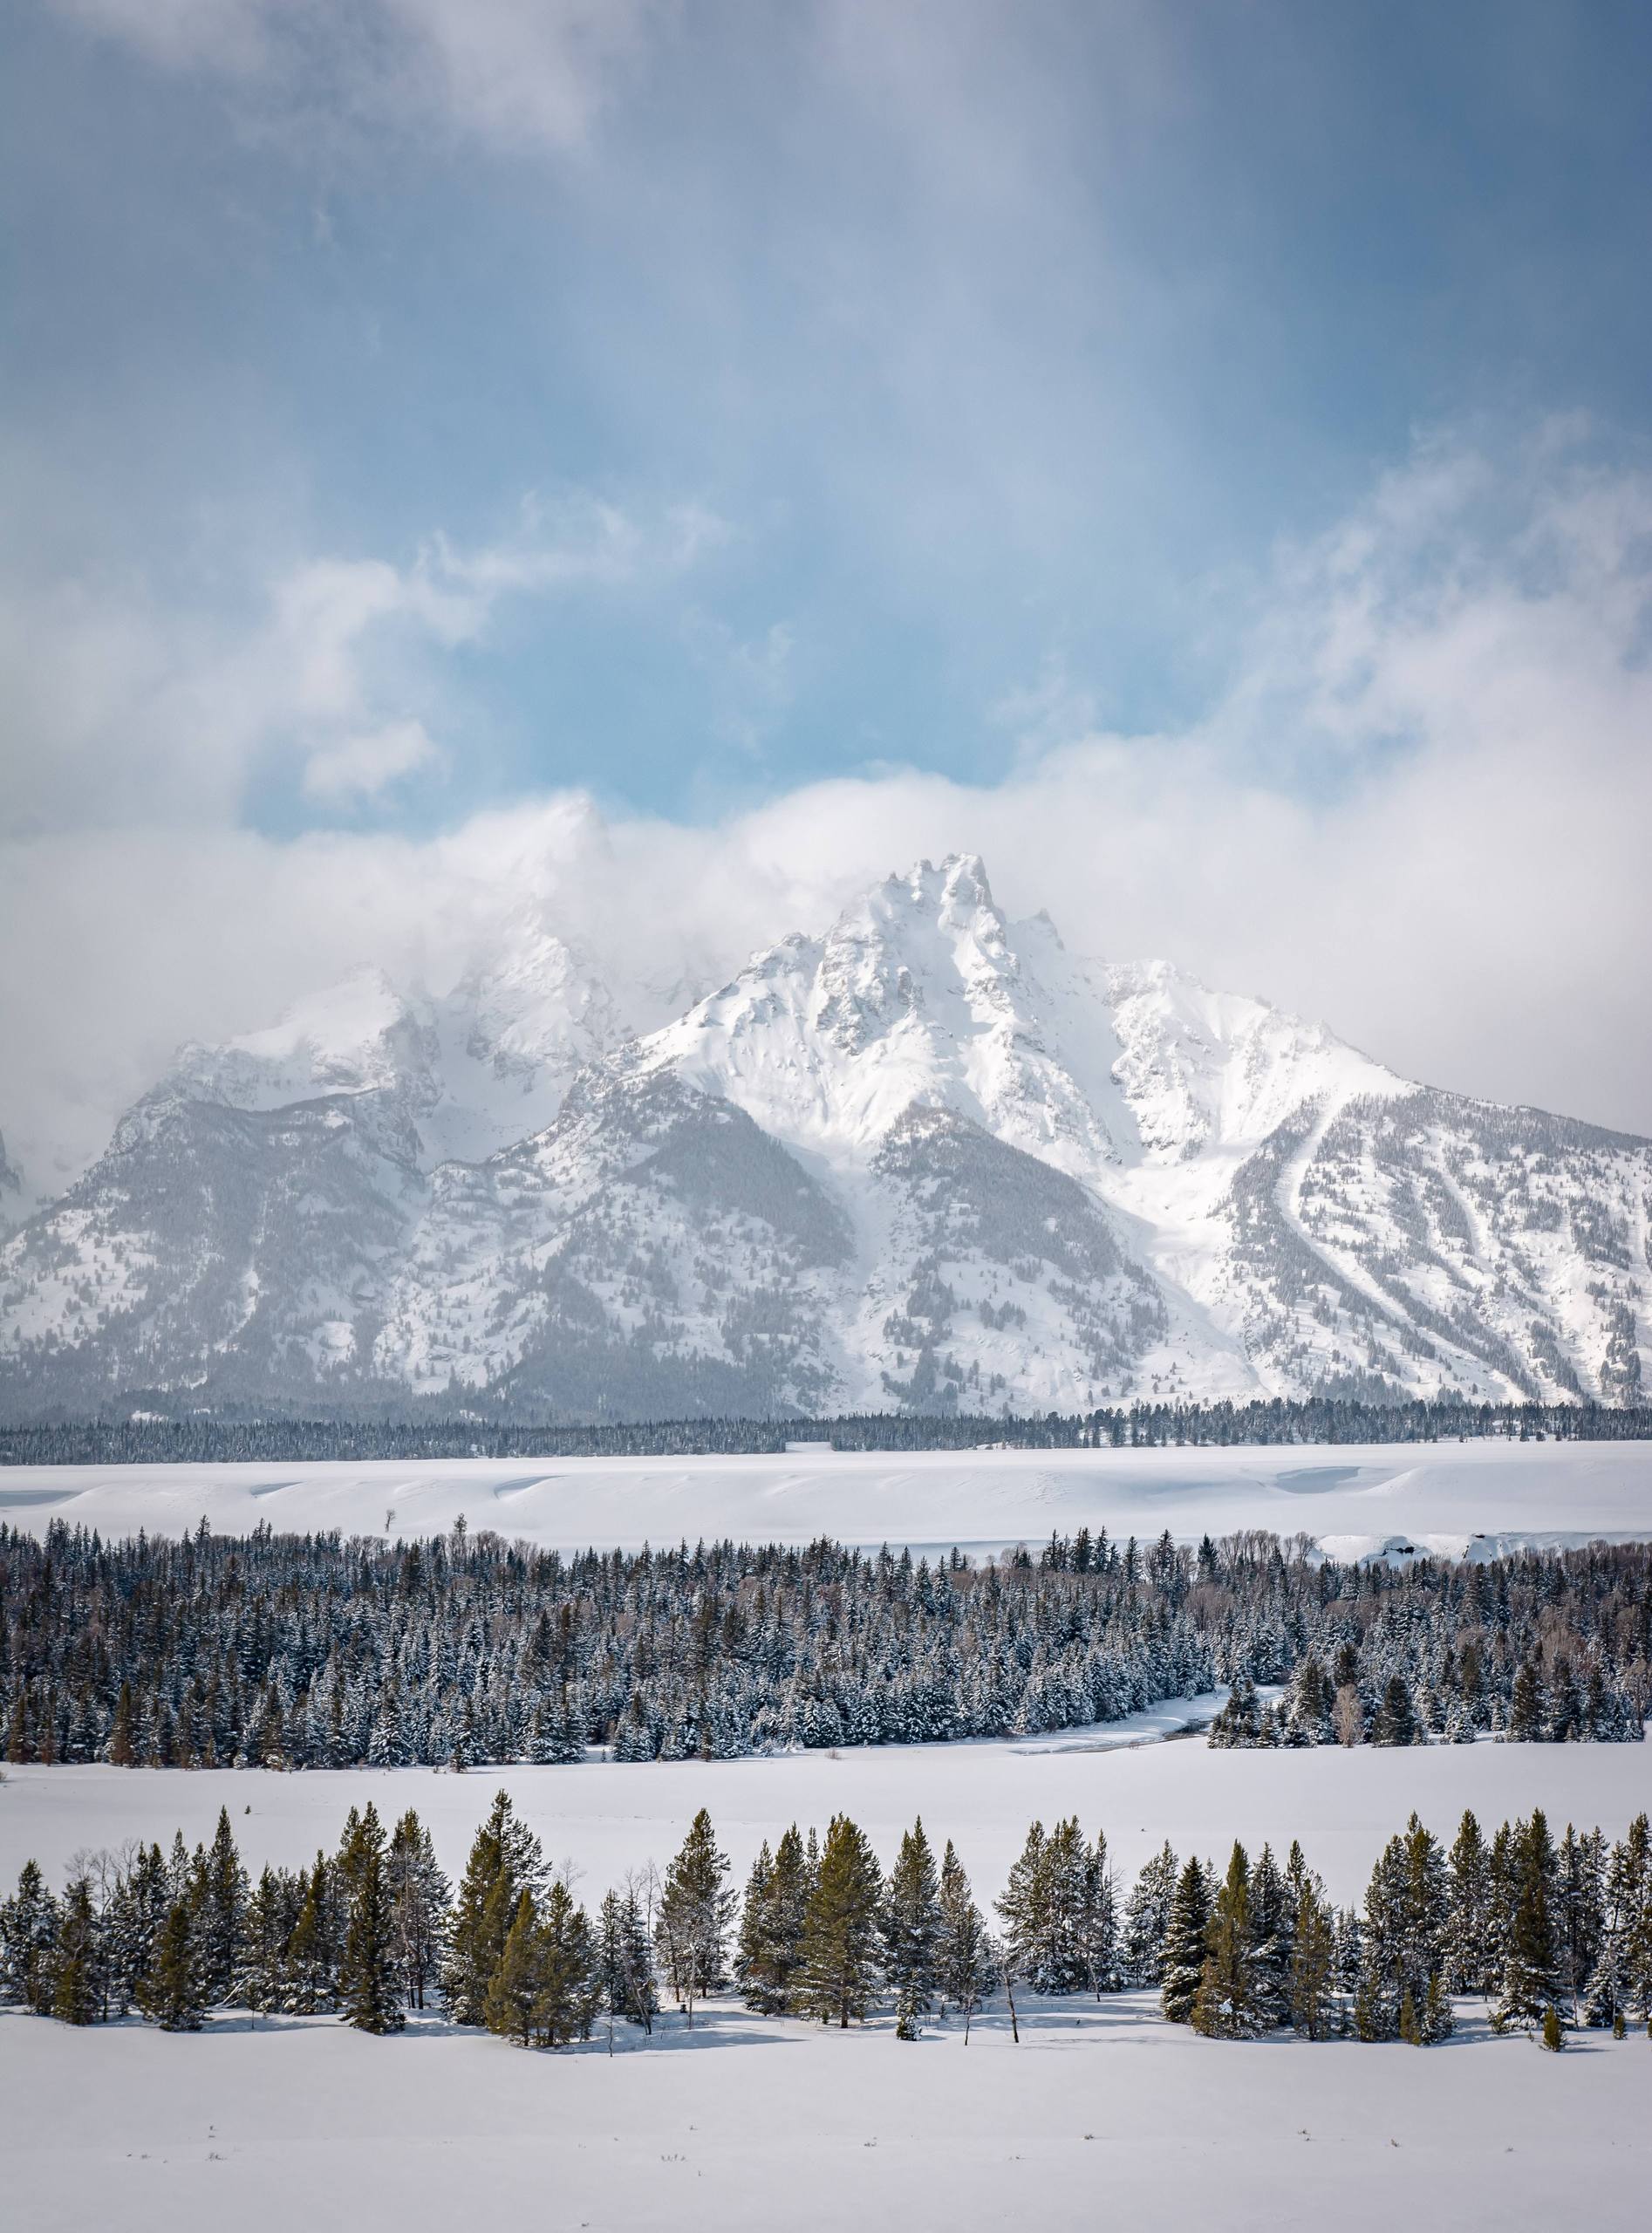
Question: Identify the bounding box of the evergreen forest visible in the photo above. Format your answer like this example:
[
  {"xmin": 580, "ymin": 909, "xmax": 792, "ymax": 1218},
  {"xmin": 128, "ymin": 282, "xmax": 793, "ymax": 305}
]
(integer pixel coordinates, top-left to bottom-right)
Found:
[
  {"xmin": 3, "ymin": 1523, "xmax": 1648, "ymax": 1770},
  {"xmin": 3, "ymin": 1792, "xmax": 1649, "ymax": 2054}
]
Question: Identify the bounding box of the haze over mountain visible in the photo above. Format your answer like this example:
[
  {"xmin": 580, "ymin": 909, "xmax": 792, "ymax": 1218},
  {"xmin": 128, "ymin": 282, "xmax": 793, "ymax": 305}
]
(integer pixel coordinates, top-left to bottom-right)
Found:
[{"xmin": 1, "ymin": 857, "xmax": 1646, "ymax": 1421}]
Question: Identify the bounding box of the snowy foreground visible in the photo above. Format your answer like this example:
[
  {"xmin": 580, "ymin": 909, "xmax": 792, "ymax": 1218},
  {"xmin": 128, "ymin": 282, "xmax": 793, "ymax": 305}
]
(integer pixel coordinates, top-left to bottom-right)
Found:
[
  {"xmin": 5, "ymin": 1440, "xmax": 1650, "ymax": 2230},
  {"xmin": 5, "ymin": 1744, "xmax": 1651, "ymax": 2229},
  {"xmin": 3, "ymin": 1434, "xmax": 1651, "ymax": 1560},
  {"xmin": 4, "ymin": 1992, "xmax": 1649, "ymax": 2233}
]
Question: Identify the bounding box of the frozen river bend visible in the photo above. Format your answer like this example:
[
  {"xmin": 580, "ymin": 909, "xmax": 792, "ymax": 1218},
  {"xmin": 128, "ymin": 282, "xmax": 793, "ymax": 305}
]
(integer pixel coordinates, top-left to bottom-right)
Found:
[{"xmin": 3, "ymin": 1435, "xmax": 1650, "ymax": 1559}]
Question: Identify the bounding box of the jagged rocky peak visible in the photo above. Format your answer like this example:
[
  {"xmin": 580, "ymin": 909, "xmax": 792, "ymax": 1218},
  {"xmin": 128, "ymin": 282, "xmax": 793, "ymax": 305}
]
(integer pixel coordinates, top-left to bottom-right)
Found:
[
  {"xmin": 1098, "ymin": 957, "xmax": 1400, "ymax": 1161},
  {"xmin": 169, "ymin": 967, "xmax": 438, "ymax": 1112},
  {"xmin": 3, "ymin": 850, "xmax": 1649, "ymax": 1417}
]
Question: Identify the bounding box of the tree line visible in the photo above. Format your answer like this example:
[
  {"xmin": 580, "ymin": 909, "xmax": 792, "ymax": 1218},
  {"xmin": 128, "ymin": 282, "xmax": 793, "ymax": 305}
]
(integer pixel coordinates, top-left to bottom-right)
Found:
[
  {"xmin": 4, "ymin": 1395, "xmax": 1649, "ymax": 1469},
  {"xmin": 3, "ymin": 1522, "xmax": 1646, "ymax": 1771},
  {"xmin": 3, "ymin": 1793, "xmax": 1649, "ymax": 2055}
]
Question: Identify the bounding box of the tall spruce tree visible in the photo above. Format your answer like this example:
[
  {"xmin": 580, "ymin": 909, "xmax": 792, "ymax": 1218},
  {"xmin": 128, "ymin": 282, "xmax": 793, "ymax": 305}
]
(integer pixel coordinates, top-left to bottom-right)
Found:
[
  {"xmin": 484, "ymin": 1890, "xmax": 545, "ymax": 2047},
  {"xmin": 656, "ymin": 1809, "xmax": 734, "ymax": 2025},
  {"xmin": 935, "ymin": 1840, "xmax": 993, "ymax": 2040},
  {"xmin": 443, "ymin": 1791, "xmax": 544, "ymax": 2025},
  {"xmin": 197, "ymin": 1807, "xmax": 248, "ymax": 2005},
  {"xmin": 1247, "ymin": 1843, "xmax": 1291, "ymax": 2030},
  {"xmin": 1288, "ymin": 1870, "xmax": 1339, "ymax": 2039},
  {"xmin": 139, "ymin": 1896, "xmax": 207, "ymax": 2032},
  {"xmin": 386, "ymin": 1808, "xmax": 449, "ymax": 2011},
  {"xmin": 597, "ymin": 1883, "xmax": 658, "ymax": 2035},
  {"xmin": 882, "ymin": 1818, "xmax": 941, "ymax": 2035},
  {"xmin": 799, "ymin": 1814, "xmax": 884, "ymax": 2028},
  {"xmin": 50, "ymin": 1878, "xmax": 103, "ymax": 2026},
  {"xmin": 1191, "ymin": 1842, "xmax": 1260, "ymax": 2038},
  {"xmin": 535, "ymin": 1878, "xmax": 600, "ymax": 2047},
  {"xmin": 1495, "ymin": 1809, "xmax": 1564, "ymax": 2032},
  {"xmin": 0, "ymin": 1860, "xmax": 58, "ymax": 2013},
  {"xmin": 1446, "ymin": 1810, "xmax": 1492, "ymax": 1992},
  {"xmin": 1160, "ymin": 1857, "xmax": 1210, "ymax": 2024},
  {"xmin": 338, "ymin": 1804, "xmax": 404, "ymax": 2034},
  {"xmin": 1123, "ymin": 1843, "xmax": 1178, "ymax": 1987}
]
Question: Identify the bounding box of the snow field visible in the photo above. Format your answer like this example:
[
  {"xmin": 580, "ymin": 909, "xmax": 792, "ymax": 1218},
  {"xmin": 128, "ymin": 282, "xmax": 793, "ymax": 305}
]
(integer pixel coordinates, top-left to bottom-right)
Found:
[
  {"xmin": 3, "ymin": 1433, "xmax": 1651, "ymax": 1559},
  {"xmin": 3, "ymin": 1992, "xmax": 1649, "ymax": 2232},
  {"xmin": 4, "ymin": 1732, "xmax": 1649, "ymax": 1911}
]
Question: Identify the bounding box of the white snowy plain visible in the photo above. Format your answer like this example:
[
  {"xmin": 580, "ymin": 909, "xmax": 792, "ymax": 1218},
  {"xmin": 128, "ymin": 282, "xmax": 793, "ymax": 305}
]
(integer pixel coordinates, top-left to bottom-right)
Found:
[
  {"xmin": 4, "ymin": 1433, "xmax": 1652, "ymax": 1562},
  {"xmin": 3, "ymin": 1740, "xmax": 1652, "ymax": 2232},
  {"xmin": 4, "ymin": 1437, "xmax": 1651, "ymax": 2229}
]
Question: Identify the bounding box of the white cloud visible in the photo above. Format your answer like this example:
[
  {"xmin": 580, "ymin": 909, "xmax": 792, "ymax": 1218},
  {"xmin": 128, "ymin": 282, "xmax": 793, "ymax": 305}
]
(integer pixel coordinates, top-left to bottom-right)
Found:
[
  {"xmin": 301, "ymin": 718, "xmax": 441, "ymax": 802},
  {"xmin": 4, "ymin": 426, "xmax": 1651, "ymax": 1199},
  {"xmin": 0, "ymin": 493, "xmax": 725, "ymax": 839},
  {"xmin": 55, "ymin": 0, "xmax": 659, "ymax": 154}
]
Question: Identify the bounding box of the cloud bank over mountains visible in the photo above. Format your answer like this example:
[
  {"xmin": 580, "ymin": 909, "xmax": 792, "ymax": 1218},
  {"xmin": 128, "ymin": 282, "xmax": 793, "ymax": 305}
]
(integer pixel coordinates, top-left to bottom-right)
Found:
[{"xmin": 3, "ymin": 426, "xmax": 1650, "ymax": 1201}]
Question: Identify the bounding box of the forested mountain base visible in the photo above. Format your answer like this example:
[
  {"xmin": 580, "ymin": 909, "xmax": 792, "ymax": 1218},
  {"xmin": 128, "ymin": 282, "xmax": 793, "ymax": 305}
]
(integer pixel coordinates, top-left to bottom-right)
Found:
[
  {"xmin": 3, "ymin": 1524, "xmax": 1647, "ymax": 1769},
  {"xmin": 4, "ymin": 1396, "xmax": 1651, "ymax": 1469},
  {"xmin": 3, "ymin": 1791, "xmax": 1649, "ymax": 2052}
]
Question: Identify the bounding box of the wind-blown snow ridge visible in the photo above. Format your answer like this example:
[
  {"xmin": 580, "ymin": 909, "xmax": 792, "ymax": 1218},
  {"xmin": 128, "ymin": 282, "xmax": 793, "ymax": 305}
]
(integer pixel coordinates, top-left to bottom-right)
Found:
[{"xmin": 2, "ymin": 855, "xmax": 1648, "ymax": 1417}]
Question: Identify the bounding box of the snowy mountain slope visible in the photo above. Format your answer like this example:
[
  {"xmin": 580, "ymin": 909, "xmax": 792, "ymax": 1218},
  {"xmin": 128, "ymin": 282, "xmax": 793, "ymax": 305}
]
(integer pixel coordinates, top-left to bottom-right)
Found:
[
  {"xmin": 0, "ymin": 1085, "xmax": 428, "ymax": 1405},
  {"xmin": 1, "ymin": 856, "xmax": 1648, "ymax": 1417},
  {"xmin": 167, "ymin": 918, "xmax": 631, "ymax": 1171}
]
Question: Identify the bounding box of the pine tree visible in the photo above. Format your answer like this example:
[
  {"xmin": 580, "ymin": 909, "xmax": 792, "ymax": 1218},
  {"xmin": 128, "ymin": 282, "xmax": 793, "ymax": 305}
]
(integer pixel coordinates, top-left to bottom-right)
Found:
[
  {"xmin": 882, "ymin": 1817, "xmax": 941, "ymax": 2032},
  {"xmin": 442, "ymin": 1790, "xmax": 544, "ymax": 2025},
  {"xmin": 484, "ymin": 1890, "xmax": 545, "ymax": 2047},
  {"xmin": 197, "ymin": 1806, "xmax": 248, "ymax": 2005},
  {"xmin": 799, "ymin": 1814, "xmax": 884, "ymax": 2028},
  {"xmin": 0, "ymin": 1860, "xmax": 58, "ymax": 2013},
  {"xmin": 1556, "ymin": 1824, "xmax": 1605, "ymax": 2023},
  {"xmin": 1192, "ymin": 1842, "xmax": 1259, "ymax": 2038},
  {"xmin": 242, "ymin": 1867, "xmax": 292, "ymax": 2013},
  {"xmin": 1508, "ymin": 1656, "xmax": 1546, "ymax": 1741},
  {"xmin": 1446, "ymin": 1809, "xmax": 1492, "ymax": 1992},
  {"xmin": 1246, "ymin": 1843, "xmax": 1290, "ymax": 2030},
  {"xmin": 935, "ymin": 1840, "xmax": 993, "ymax": 2040},
  {"xmin": 108, "ymin": 1842, "xmax": 169, "ymax": 2014},
  {"xmin": 655, "ymin": 1809, "xmax": 734, "ymax": 2025},
  {"xmin": 1370, "ymin": 1675, "xmax": 1417, "ymax": 1747},
  {"xmin": 1495, "ymin": 1810, "xmax": 1565, "ymax": 2032},
  {"xmin": 1123, "ymin": 1843, "xmax": 1178, "ymax": 1986},
  {"xmin": 775, "ymin": 1821, "xmax": 817, "ymax": 2004},
  {"xmin": 994, "ymin": 1820, "xmax": 1048, "ymax": 1993},
  {"xmin": 597, "ymin": 1883, "xmax": 658, "ymax": 2035},
  {"xmin": 283, "ymin": 1860, "xmax": 337, "ymax": 2014},
  {"xmin": 50, "ymin": 1877, "xmax": 103, "ymax": 2025},
  {"xmin": 1585, "ymin": 1816, "xmax": 1648, "ymax": 2029},
  {"xmin": 536, "ymin": 1879, "xmax": 600, "ymax": 2047},
  {"xmin": 1160, "ymin": 1857, "xmax": 1210, "ymax": 2024},
  {"xmin": 1289, "ymin": 1872, "xmax": 1338, "ymax": 2039},
  {"xmin": 1621, "ymin": 1813, "xmax": 1652, "ymax": 2023},
  {"xmin": 386, "ymin": 1808, "xmax": 449, "ymax": 2011},
  {"xmin": 338, "ymin": 1805, "xmax": 404, "ymax": 2034},
  {"xmin": 140, "ymin": 1897, "xmax": 208, "ymax": 2032},
  {"xmin": 1283, "ymin": 1656, "xmax": 1332, "ymax": 1745}
]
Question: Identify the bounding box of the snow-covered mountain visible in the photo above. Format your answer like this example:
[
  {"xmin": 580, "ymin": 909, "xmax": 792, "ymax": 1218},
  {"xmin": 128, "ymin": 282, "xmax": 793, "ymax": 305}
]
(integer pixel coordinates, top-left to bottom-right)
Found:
[{"xmin": 2, "ymin": 857, "xmax": 1647, "ymax": 1417}]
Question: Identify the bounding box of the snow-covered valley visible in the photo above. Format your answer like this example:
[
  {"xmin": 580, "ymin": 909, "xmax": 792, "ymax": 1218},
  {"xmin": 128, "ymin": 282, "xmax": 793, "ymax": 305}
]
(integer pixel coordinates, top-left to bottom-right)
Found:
[
  {"xmin": 3, "ymin": 1435, "xmax": 1649, "ymax": 1562},
  {"xmin": 3, "ymin": 856, "xmax": 1649, "ymax": 1419}
]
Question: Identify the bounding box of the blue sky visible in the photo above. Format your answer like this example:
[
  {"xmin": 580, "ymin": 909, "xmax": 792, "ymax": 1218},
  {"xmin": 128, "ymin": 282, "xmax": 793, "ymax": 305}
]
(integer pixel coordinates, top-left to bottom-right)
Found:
[{"xmin": 3, "ymin": 1, "xmax": 1652, "ymax": 1166}]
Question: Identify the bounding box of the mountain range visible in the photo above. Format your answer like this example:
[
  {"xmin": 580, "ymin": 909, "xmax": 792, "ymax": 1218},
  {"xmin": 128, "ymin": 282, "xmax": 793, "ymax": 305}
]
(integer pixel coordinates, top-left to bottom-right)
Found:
[{"xmin": 2, "ymin": 855, "xmax": 1646, "ymax": 1419}]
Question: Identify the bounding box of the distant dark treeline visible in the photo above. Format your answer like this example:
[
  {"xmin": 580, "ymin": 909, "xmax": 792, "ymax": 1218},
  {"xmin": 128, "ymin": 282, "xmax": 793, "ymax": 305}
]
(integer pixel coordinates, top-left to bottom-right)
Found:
[{"xmin": 4, "ymin": 1396, "xmax": 1651, "ymax": 1469}]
